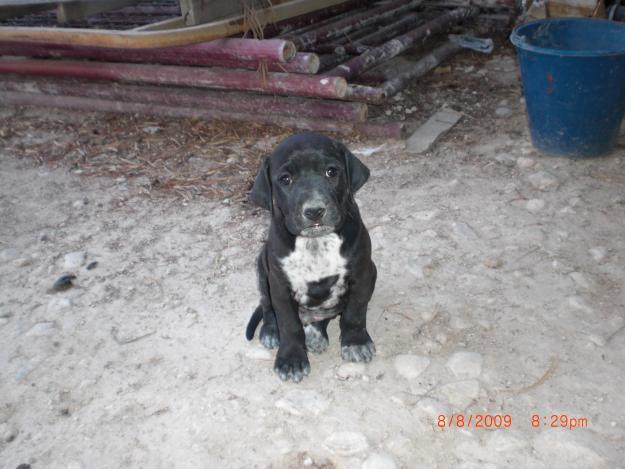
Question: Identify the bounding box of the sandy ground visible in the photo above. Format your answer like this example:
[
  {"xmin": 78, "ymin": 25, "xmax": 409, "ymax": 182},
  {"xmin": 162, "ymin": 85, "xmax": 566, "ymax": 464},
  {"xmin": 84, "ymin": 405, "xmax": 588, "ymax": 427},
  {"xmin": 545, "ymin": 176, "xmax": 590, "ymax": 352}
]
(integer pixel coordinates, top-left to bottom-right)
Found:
[{"xmin": 1, "ymin": 50, "xmax": 625, "ymax": 469}]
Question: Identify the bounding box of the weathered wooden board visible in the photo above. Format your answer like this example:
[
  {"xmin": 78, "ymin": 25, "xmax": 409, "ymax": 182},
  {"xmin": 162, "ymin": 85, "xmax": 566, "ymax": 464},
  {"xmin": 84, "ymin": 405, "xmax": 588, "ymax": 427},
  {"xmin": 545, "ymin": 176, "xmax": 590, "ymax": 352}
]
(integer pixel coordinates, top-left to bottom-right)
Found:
[{"xmin": 0, "ymin": 0, "xmax": 350, "ymax": 48}]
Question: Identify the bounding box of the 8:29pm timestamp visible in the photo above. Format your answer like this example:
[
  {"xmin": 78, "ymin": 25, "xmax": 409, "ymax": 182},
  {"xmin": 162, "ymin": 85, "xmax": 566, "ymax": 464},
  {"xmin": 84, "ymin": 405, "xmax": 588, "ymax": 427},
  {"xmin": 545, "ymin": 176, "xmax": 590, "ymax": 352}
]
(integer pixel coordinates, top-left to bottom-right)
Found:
[{"xmin": 531, "ymin": 414, "xmax": 589, "ymax": 430}]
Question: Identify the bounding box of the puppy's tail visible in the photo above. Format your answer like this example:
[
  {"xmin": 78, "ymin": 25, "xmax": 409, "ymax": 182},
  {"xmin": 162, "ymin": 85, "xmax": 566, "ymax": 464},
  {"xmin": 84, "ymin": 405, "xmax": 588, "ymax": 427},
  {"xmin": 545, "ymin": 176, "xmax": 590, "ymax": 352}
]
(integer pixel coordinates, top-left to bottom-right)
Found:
[{"xmin": 245, "ymin": 305, "xmax": 263, "ymax": 341}]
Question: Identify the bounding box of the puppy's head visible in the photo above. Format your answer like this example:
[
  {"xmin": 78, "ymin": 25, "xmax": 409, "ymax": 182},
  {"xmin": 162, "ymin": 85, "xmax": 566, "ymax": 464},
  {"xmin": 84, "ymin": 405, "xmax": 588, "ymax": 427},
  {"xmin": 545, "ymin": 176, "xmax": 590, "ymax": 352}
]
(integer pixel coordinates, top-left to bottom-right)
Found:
[{"xmin": 249, "ymin": 132, "xmax": 369, "ymax": 237}]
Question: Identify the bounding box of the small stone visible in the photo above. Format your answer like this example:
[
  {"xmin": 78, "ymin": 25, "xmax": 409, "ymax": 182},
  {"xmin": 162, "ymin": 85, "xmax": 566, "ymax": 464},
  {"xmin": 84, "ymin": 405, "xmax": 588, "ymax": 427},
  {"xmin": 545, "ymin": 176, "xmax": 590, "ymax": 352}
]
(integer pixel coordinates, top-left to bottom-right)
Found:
[
  {"xmin": 487, "ymin": 430, "xmax": 529, "ymax": 452},
  {"xmin": 569, "ymin": 272, "xmax": 591, "ymax": 290},
  {"xmin": 275, "ymin": 390, "xmax": 329, "ymax": 416},
  {"xmin": 568, "ymin": 296, "xmax": 593, "ymax": 314},
  {"xmin": 589, "ymin": 246, "xmax": 607, "ymax": 262},
  {"xmin": 47, "ymin": 297, "xmax": 73, "ymax": 314},
  {"xmin": 438, "ymin": 379, "xmax": 480, "ymax": 408},
  {"xmin": 1, "ymin": 424, "xmax": 18, "ymax": 443},
  {"xmin": 393, "ymin": 354, "xmax": 430, "ymax": 379},
  {"xmin": 336, "ymin": 362, "xmax": 366, "ymax": 380},
  {"xmin": 451, "ymin": 221, "xmax": 479, "ymax": 242},
  {"xmin": 446, "ymin": 352, "xmax": 483, "ymax": 379},
  {"xmin": 362, "ymin": 452, "xmax": 397, "ymax": 469},
  {"xmin": 494, "ymin": 106, "xmax": 512, "ymax": 117},
  {"xmin": 459, "ymin": 463, "xmax": 498, "ymax": 469},
  {"xmin": 483, "ymin": 257, "xmax": 503, "ymax": 269},
  {"xmin": 25, "ymin": 321, "xmax": 57, "ymax": 337},
  {"xmin": 526, "ymin": 199, "xmax": 545, "ymax": 212},
  {"xmin": 52, "ymin": 274, "xmax": 76, "ymax": 292},
  {"xmin": 533, "ymin": 431, "xmax": 604, "ymax": 467},
  {"xmin": 323, "ymin": 431, "xmax": 368, "ymax": 456},
  {"xmin": 86, "ymin": 261, "xmax": 98, "ymax": 270},
  {"xmin": 245, "ymin": 347, "xmax": 272, "ymax": 361},
  {"xmin": 528, "ymin": 171, "xmax": 559, "ymax": 191},
  {"xmin": 413, "ymin": 209, "xmax": 440, "ymax": 221},
  {"xmin": 142, "ymin": 126, "xmax": 161, "ymax": 134},
  {"xmin": 63, "ymin": 251, "xmax": 86, "ymax": 270},
  {"xmin": 0, "ymin": 248, "xmax": 18, "ymax": 262},
  {"xmin": 407, "ymin": 255, "xmax": 433, "ymax": 279},
  {"xmin": 516, "ymin": 156, "xmax": 535, "ymax": 169},
  {"xmin": 13, "ymin": 257, "xmax": 32, "ymax": 268},
  {"xmin": 587, "ymin": 334, "xmax": 606, "ymax": 347},
  {"xmin": 415, "ymin": 397, "xmax": 451, "ymax": 417}
]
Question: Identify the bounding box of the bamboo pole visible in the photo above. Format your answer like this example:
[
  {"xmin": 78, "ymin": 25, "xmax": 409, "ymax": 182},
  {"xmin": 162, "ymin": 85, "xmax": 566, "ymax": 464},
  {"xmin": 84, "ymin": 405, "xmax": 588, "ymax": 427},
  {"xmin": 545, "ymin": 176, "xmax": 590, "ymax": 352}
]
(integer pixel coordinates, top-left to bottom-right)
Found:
[
  {"xmin": 0, "ymin": 43, "xmax": 319, "ymax": 74},
  {"xmin": 328, "ymin": 6, "xmax": 479, "ymax": 80},
  {"xmin": 0, "ymin": 58, "xmax": 347, "ymax": 99},
  {"xmin": 0, "ymin": 77, "xmax": 367, "ymax": 121},
  {"xmin": 0, "ymin": 90, "xmax": 402, "ymax": 138}
]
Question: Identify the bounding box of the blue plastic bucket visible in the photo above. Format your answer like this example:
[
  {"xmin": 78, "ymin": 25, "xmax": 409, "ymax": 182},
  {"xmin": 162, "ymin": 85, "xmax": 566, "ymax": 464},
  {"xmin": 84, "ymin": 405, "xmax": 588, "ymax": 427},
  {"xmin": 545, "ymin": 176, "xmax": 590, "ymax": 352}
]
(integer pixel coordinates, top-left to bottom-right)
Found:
[{"xmin": 511, "ymin": 18, "xmax": 625, "ymax": 158}]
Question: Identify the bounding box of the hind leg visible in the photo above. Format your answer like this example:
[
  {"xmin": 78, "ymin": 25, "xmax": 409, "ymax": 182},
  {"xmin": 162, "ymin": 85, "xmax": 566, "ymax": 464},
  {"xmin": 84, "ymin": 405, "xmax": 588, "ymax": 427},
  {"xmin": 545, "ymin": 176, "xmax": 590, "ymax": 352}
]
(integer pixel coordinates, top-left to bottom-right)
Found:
[
  {"xmin": 258, "ymin": 253, "xmax": 279, "ymax": 349},
  {"xmin": 304, "ymin": 319, "xmax": 330, "ymax": 354}
]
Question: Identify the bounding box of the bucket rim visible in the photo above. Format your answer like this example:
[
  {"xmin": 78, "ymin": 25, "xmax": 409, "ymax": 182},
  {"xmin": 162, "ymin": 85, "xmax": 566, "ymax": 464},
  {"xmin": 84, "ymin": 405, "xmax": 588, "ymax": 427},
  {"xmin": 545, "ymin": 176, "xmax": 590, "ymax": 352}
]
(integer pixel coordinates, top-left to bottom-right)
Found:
[{"xmin": 510, "ymin": 17, "xmax": 625, "ymax": 57}]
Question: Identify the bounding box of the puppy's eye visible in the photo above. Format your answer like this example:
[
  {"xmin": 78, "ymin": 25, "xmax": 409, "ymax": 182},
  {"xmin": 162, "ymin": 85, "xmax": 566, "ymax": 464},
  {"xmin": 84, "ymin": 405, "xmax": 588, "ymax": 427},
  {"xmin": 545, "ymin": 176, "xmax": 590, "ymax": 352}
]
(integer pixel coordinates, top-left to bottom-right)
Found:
[
  {"xmin": 278, "ymin": 174, "xmax": 292, "ymax": 186},
  {"xmin": 325, "ymin": 167, "xmax": 338, "ymax": 178}
]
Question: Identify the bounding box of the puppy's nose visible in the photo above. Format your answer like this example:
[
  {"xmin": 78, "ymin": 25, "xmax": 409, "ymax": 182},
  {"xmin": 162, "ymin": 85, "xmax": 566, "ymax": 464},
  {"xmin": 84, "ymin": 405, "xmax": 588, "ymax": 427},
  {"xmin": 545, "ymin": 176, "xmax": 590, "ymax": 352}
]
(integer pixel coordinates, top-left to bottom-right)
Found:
[{"xmin": 304, "ymin": 206, "xmax": 326, "ymax": 221}]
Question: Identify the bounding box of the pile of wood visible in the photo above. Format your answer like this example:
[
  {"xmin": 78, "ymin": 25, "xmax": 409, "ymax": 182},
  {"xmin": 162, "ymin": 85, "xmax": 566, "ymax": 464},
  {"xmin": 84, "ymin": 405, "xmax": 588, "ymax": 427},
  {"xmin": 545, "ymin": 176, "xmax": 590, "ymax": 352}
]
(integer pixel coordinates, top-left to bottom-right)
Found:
[{"xmin": 0, "ymin": 0, "xmax": 515, "ymax": 138}]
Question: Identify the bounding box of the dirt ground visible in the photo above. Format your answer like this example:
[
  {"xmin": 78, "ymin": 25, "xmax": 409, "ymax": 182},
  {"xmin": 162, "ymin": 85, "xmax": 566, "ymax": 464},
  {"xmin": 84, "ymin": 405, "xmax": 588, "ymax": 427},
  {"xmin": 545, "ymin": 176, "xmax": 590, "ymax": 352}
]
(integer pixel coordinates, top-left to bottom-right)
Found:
[{"xmin": 1, "ymin": 47, "xmax": 624, "ymax": 469}]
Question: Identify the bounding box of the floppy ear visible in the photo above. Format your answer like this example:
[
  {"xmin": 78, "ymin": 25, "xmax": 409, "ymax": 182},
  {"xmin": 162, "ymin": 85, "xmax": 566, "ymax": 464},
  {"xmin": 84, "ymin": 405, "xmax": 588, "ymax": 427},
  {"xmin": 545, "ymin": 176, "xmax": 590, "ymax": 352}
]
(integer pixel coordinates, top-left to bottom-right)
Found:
[
  {"xmin": 341, "ymin": 144, "xmax": 370, "ymax": 195},
  {"xmin": 249, "ymin": 156, "xmax": 272, "ymax": 212}
]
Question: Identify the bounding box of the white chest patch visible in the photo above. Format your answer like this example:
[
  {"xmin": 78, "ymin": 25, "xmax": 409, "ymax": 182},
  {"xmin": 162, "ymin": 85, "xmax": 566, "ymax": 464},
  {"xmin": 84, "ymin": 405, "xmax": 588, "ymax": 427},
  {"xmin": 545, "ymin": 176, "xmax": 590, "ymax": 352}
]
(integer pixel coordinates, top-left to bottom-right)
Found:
[{"xmin": 280, "ymin": 233, "xmax": 348, "ymax": 309}]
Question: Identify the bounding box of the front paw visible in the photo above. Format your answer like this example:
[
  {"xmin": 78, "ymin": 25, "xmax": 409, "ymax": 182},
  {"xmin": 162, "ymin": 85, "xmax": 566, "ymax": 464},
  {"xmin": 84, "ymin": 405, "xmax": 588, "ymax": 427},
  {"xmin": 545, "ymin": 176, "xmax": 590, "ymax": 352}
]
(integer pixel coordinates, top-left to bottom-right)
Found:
[
  {"xmin": 341, "ymin": 330, "xmax": 375, "ymax": 363},
  {"xmin": 274, "ymin": 347, "xmax": 310, "ymax": 383},
  {"xmin": 259, "ymin": 322, "xmax": 279, "ymax": 349},
  {"xmin": 304, "ymin": 324, "xmax": 329, "ymax": 354}
]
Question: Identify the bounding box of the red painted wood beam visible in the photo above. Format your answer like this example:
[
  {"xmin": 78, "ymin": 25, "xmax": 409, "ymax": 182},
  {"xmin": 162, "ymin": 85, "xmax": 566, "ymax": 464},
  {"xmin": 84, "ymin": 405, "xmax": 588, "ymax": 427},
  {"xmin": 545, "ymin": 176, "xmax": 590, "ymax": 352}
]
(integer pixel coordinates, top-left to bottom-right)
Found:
[
  {"xmin": 0, "ymin": 90, "xmax": 403, "ymax": 138},
  {"xmin": 0, "ymin": 77, "xmax": 367, "ymax": 121},
  {"xmin": 0, "ymin": 42, "xmax": 319, "ymax": 74},
  {"xmin": 0, "ymin": 58, "xmax": 347, "ymax": 99}
]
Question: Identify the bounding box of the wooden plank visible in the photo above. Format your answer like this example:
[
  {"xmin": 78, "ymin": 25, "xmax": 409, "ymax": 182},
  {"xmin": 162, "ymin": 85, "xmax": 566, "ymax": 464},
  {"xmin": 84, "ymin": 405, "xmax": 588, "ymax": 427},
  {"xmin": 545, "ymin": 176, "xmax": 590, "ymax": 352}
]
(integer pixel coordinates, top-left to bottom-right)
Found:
[
  {"xmin": 179, "ymin": 0, "xmax": 267, "ymax": 26},
  {"xmin": 132, "ymin": 16, "xmax": 186, "ymax": 31},
  {"xmin": 0, "ymin": 4, "xmax": 51, "ymax": 20},
  {"xmin": 0, "ymin": 0, "xmax": 350, "ymax": 49},
  {"xmin": 57, "ymin": 0, "xmax": 141, "ymax": 23}
]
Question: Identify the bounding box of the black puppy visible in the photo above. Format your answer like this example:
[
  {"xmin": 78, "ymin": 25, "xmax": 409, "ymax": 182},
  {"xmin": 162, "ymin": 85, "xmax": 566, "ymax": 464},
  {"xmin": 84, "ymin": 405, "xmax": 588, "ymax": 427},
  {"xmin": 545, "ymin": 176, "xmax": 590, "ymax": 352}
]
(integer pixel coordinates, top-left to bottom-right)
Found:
[{"xmin": 245, "ymin": 133, "xmax": 377, "ymax": 382}]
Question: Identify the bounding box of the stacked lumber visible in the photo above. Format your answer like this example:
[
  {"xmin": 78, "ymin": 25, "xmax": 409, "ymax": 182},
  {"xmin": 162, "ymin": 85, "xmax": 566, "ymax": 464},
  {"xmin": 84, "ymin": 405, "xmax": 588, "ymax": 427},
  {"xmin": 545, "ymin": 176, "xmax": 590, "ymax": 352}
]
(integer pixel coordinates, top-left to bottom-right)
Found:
[{"xmin": 0, "ymin": 0, "xmax": 514, "ymax": 137}]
